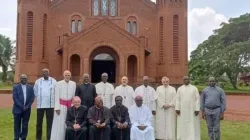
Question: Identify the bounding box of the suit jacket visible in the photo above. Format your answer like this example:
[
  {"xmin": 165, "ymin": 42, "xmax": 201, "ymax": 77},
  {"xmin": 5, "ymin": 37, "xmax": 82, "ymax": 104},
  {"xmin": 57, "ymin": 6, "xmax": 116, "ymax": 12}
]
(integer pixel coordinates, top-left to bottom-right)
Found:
[
  {"xmin": 12, "ymin": 84, "xmax": 35, "ymax": 114},
  {"xmin": 75, "ymin": 83, "xmax": 97, "ymax": 109}
]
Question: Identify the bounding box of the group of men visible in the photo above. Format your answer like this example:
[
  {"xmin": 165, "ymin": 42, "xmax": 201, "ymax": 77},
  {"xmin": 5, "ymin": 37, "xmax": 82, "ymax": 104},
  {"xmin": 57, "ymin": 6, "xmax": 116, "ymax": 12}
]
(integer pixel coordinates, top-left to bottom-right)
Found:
[{"xmin": 12, "ymin": 68, "xmax": 226, "ymax": 140}]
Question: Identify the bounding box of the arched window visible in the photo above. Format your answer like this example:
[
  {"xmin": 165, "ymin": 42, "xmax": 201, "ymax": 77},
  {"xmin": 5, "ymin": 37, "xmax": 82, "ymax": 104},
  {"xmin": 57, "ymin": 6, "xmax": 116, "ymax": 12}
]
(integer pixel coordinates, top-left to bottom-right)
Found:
[
  {"xmin": 110, "ymin": 0, "xmax": 117, "ymax": 16},
  {"xmin": 101, "ymin": 0, "xmax": 108, "ymax": 16},
  {"xmin": 42, "ymin": 14, "xmax": 47, "ymax": 59},
  {"xmin": 26, "ymin": 11, "xmax": 33, "ymax": 60},
  {"xmin": 71, "ymin": 20, "xmax": 76, "ymax": 33},
  {"xmin": 92, "ymin": 0, "xmax": 117, "ymax": 16},
  {"xmin": 126, "ymin": 21, "xmax": 131, "ymax": 32},
  {"xmin": 77, "ymin": 20, "xmax": 82, "ymax": 32},
  {"xmin": 93, "ymin": 0, "xmax": 99, "ymax": 16},
  {"xmin": 173, "ymin": 15, "xmax": 179, "ymax": 62},
  {"xmin": 132, "ymin": 21, "xmax": 137, "ymax": 35}
]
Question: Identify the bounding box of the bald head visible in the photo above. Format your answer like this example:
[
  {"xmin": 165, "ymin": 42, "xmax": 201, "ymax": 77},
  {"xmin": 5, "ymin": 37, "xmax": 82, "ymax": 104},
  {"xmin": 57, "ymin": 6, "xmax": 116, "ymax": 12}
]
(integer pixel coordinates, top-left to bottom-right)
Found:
[
  {"xmin": 63, "ymin": 70, "xmax": 71, "ymax": 82},
  {"xmin": 208, "ymin": 77, "xmax": 216, "ymax": 87},
  {"xmin": 143, "ymin": 76, "xmax": 149, "ymax": 86},
  {"xmin": 161, "ymin": 76, "xmax": 169, "ymax": 86},
  {"xmin": 135, "ymin": 95, "xmax": 143, "ymax": 107},
  {"xmin": 121, "ymin": 76, "xmax": 128, "ymax": 86},
  {"xmin": 42, "ymin": 68, "xmax": 49, "ymax": 79},
  {"xmin": 95, "ymin": 96, "xmax": 103, "ymax": 108},
  {"xmin": 83, "ymin": 73, "xmax": 90, "ymax": 84},
  {"xmin": 183, "ymin": 76, "xmax": 190, "ymax": 85},
  {"xmin": 20, "ymin": 74, "xmax": 27, "ymax": 85},
  {"xmin": 72, "ymin": 96, "xmax": 81, "ymax": 108},
  {"xmin": 101, "ymin": 73, "xmax": 108, "ymax": 83}
]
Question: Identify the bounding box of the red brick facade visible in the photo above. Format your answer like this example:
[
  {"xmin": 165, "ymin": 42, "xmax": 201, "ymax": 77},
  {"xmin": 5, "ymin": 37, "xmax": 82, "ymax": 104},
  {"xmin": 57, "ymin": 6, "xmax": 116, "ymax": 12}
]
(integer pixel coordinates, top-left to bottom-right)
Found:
[{"xmin": 15, "ymin": 0, "xmax": 188, "ymax": 84}]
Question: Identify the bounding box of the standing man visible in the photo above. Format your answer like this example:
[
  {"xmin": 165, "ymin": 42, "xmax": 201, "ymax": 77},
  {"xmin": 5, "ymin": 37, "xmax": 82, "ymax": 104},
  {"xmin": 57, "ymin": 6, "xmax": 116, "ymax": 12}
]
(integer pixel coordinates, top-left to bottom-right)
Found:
[
  {"xmin": 65, "ymin": 96, "xmax": 88, "ymax": 140},
  {"xmin": 113, "ymin": 76, "xmax": 134, "ymax": 108},
  {"xmin": 129, "ymin": 95, "xmax": 155, "ymax": 140},
  {"xmin": 201, "ymin": 77, "xmax": 226, "ymax": 140},
  {"xmin": 155, "ymin": 77, "xmax": 176, "ymax": 140},
  {"xmin": 12, "ymin": 74, "xmax": 35, "ymax": 140},
  {"xmin": 75, "ymin": 73, "xmax": 97, "ymax": 109},
  {"xmin": 175, "ymin": 76, "xmax": 200, "ymax": 140},
  {"xmin": 95, "ymin": 73, "xmax": 115, "ymax": 108},
  {"xmin": 134, "ymin": 76, "xmax": 157, "ymax": 115},
  {"xmin": 34, "ymin": 68, "xmax": 57, "ymax": 140},
  {"xmin": 50, "ymin": 70, "xmax": 76, "ymax": 140},
  {"xmin": 110, "ymin": 95, "xmax": 130, "ymax": 140},
  {"xmin": 87, "ymin": 96, "xmax": 111, "ymax": 140}
]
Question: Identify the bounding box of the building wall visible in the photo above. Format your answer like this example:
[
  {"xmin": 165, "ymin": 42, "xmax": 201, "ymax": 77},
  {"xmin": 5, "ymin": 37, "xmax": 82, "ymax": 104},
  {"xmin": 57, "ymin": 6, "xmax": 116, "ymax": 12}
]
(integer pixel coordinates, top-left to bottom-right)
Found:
[{"xmin": 15, "ymin": 0, "xmax": 188, "ymax": 85}]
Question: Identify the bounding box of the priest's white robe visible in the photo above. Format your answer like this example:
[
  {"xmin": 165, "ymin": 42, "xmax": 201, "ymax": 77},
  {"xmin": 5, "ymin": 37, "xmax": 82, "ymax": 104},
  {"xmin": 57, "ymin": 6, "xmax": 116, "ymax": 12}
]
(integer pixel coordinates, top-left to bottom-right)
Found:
[
  {"xmin": 50, "ymin": 80, "xmax": 76, "ymax": 140},
  {"xmin": 113, "ymin": 85, "xmax": 135, "ymax": 108},
  {"xmin": 134, "ymin": 85, "xmax": 157, "ymax": 128},
  {"xmin": 134, "ymin": 85, "xmax": 157, "ymax": 111},
  {"xmin": 175, "ymin": 84, "xmax": 200, "ymax": 140},
  {"xmin": 129, "ymin": 104, "xmax": 155, "ymax": 140},
  {"xmin": 95, "ymin": 82, "xmax": 114, "ymax": 108},
  {"xmin": 155, "ymin": 85, "xmax": 176, "ymax": 140}
]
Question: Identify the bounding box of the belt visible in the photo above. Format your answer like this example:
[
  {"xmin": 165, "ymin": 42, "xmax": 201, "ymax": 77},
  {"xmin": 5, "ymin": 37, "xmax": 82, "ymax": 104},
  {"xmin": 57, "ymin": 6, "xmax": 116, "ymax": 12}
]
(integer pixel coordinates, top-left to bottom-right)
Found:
[
  {"xmin": 59, "ymin": 98, "xmax": 72, "ymax": 108},
  {"xmin": 206, "ymin": 106, "xmax": 220, "ymax": 110}
]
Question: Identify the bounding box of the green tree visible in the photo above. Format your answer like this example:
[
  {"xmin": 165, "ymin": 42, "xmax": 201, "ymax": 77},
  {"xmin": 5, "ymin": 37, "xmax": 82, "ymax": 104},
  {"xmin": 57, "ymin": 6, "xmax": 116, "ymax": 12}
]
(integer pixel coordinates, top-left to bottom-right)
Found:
[
  {"xmin": 0, "ymin": 35, "xmax": 14, "ymax": 82},
  {"xmin": 189, "ymin": 13, "xmax": 250, "ymax": 89}
]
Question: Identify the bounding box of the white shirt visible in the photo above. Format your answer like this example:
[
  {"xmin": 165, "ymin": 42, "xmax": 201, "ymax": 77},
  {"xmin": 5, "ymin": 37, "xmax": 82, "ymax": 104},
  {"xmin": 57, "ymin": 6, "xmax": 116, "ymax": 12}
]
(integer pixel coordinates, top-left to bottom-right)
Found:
[
  {"xmin": 34, "ymin": 77, "xmax": 57, "ymax": 108},
  {"xmin": 21, "ymin": 84, "xmax": 27, "ymax": 105}
]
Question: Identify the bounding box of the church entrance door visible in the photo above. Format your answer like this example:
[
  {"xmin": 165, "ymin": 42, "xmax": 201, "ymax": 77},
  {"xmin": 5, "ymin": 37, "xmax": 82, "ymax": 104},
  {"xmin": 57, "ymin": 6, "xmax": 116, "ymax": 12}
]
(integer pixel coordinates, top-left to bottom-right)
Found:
[{"xmin": 89, "ymin": 46, "xmax": 120, "ymax": 83}]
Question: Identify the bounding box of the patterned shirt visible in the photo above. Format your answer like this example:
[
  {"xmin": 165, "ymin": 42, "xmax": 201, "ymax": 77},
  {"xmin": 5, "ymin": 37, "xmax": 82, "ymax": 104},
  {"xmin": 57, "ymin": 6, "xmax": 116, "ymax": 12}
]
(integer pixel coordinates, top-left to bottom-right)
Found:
[{"xmin": 34, "ymin": 77, "xmax": 57, "ymax": 108}]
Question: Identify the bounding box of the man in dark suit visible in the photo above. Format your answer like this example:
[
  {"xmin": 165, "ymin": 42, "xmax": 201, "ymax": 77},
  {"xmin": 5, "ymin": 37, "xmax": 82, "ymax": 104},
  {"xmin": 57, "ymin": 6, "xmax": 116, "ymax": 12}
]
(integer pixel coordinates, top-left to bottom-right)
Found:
[
  {"xmin": 12, "ymin": 74, "xmax": 35, "ymax": 140},
  {"xmin": 75, "ymin": 74, "xmax": 97, "ymax": 109}
]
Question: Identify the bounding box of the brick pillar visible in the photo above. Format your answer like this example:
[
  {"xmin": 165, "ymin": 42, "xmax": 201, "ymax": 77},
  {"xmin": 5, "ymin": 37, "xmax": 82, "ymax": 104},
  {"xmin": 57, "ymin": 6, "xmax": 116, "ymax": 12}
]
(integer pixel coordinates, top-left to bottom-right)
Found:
[
  {"xmin": 139, "ymin": 36, "xmax": 146, "ymax": 81},
  {"xmin": 62, "ymin": 34, "xmax": 69, "ymax": 72}
]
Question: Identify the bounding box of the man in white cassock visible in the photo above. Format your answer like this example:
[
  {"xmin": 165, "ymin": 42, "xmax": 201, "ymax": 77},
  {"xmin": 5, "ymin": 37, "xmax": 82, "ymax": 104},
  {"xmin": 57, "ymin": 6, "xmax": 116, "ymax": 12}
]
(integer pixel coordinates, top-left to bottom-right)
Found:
[
  {"xmin": 129, "ymin": 95, "xmax": 155, "ymax": 140},
  {"xmin": 113, "ymin": 76, "xmax": 134, "ymax": 108},
  {"xmin": 155, "ymin": 77, "xmax": 176, "ymax": 140},
  {"xmin": 50, "ymin": 70, "xmax": 76, "ymax": 140},
  {"xmin": 95, "ymin": 73, "xmax": 114, "ymax": 108},
  {"xmin": 175, "ymin": 76, "xmax": 200, "ymax": 140},
  {"xmin": 134, "ymin": 76, "xmax": 157, "ymax": 127}
]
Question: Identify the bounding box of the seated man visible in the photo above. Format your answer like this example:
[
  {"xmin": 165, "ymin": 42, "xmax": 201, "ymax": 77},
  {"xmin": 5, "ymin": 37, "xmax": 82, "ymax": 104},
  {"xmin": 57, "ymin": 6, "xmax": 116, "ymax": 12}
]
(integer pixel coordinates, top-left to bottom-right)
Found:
[
  {"xmin": 110, "ymin": 95, "xmax": 130, "ymax": 140},
  {"xmin": 87, "ymin": 96, "xmax": 111, "ymax": 140},
  {"xmin": 65, "ymin": 96, "xmax": 88, "ymax": 140},
  {"xmin": 129, "ymin": 95, "xmax": 155, "ymax": 140}
]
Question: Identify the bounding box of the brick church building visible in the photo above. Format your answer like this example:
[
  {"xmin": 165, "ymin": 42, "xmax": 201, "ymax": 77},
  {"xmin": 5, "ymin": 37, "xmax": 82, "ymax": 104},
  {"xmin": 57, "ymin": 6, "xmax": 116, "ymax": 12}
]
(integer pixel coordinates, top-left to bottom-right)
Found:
[{"xmin": 15, "ymin": 0, "xmax": 188, "ymax": 84}]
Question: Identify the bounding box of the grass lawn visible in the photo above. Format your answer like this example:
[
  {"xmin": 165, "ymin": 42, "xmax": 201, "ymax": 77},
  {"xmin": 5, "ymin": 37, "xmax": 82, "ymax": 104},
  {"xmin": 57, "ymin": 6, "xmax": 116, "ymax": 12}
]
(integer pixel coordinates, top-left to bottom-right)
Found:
[
  {"xmin": 0, "ymin": 85, "xmax": 12, "ymax": 90},
  {"xmin": 0, "ymin": 109, "xmax": 249, "ymax": 140}
]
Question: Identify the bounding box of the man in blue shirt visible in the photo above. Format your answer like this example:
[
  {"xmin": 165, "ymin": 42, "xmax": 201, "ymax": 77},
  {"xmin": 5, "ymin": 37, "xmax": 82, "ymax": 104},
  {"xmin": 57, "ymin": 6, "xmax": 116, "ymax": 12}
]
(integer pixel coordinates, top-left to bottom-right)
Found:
[
  {"xmin": 201, "ymin": 77, "xmax": 226, "ymax": 140},
  {"xmin": 12, "ymin": 74, "xmax": 35, "ymax": 140}
]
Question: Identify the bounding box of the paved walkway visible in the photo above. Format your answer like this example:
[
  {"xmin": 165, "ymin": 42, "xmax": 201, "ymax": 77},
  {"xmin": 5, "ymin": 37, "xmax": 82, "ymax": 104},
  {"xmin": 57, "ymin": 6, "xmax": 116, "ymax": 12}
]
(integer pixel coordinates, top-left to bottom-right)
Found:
[{"xmin": 1, "ymin": 94, "xmax": 250, "ymax": 122}]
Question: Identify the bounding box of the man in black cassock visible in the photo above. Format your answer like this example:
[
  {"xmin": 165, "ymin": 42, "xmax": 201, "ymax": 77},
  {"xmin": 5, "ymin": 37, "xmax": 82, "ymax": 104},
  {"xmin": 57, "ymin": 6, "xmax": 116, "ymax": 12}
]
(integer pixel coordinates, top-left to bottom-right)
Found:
[
  {"xmin": 75, "ymin": 74, "xmax": 97, "ymax": 109},
  {"xmin": 110, "ymin": 95, "xmax": 130, "ymax": 140},
  {"xmin": 65, "ymin": 96, "xmax": 88, "ymax": 140},
  {"xmin": 87, "ymin": 96, "xmax": 111, "ymax": 140}
]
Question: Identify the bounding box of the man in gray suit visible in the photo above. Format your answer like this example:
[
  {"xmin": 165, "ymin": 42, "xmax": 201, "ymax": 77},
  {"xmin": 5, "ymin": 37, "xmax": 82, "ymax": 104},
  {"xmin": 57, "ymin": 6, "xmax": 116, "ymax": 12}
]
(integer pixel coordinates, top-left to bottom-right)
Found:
[{"xmin": 201, "ymin": 77, "xmax": 226, "ymax": 140}]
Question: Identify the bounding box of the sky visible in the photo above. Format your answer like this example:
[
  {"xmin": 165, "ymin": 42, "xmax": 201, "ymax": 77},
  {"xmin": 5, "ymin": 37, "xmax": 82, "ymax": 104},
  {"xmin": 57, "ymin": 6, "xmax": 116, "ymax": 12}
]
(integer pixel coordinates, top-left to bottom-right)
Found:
[{"xmin": 0, "ymin": 0, "xmax": 250, "ymax": 58}]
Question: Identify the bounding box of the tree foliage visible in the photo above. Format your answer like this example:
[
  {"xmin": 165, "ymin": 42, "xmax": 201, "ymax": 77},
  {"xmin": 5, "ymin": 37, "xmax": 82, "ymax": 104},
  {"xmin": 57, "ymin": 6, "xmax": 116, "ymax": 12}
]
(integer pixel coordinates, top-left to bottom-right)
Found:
[
  {"xmin": 0, "ymin": 34, "xmax": 14, "ymax": 82},
  {"xmin": 189, "ymin": 13, "xmax": 250, "ymax": 89}
]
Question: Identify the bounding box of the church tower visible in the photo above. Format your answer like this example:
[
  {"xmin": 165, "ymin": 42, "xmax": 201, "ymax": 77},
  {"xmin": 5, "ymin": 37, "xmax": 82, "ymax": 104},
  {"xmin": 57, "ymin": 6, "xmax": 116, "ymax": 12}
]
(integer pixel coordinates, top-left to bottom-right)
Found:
[
  {"xmin": 156, "ymin": 0, "xmax": 188, "ymax": 84},
  {"xmin": 15, "ymin": 0, "xmax": 49, "ymax": 83}
]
